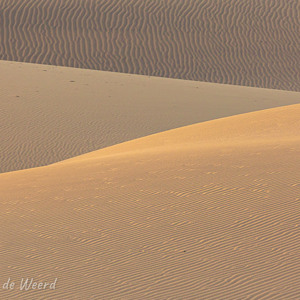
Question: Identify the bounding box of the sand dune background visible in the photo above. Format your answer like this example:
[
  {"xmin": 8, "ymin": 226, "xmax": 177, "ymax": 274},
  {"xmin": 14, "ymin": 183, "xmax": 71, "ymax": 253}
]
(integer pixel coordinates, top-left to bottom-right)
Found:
[
  {"xmin": 0, "ymin": 0, "xmax": 299, "ymax": 91},
  {"xmin": 1, "ymin": 60, "xmax": 300, "ymax": 174},
  {"xmin": 1, "ymin": 104, "xmax": 300, "ymax": 299}
]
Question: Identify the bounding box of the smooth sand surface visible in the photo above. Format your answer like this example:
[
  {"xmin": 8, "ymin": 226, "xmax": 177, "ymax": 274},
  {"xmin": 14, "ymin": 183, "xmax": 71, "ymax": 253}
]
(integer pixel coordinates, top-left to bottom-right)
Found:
[
  {"xmin": 1, "ymin": 104, "xmax": 300, "ymax": 299},
  {"xmin": 0, "ymin": 0, "xmax": 299, "ymax": 91},
  {"xmin": 1, "ymin": 60, "xmax": 300, "ymax": 174}
]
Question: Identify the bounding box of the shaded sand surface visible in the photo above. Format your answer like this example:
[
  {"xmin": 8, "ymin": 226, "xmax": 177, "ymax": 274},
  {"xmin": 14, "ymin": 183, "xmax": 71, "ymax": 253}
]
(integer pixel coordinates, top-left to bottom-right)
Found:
[
  {"xmin": 0, "ymin": 0, "xmax": 299, "ymax": 91},
  {"xmin": 1, "ymin": 60, "xmax": 300, "ymax": 174},
  {"xmin": 1, "ymin": 104, "xmax": 300, "ymax": 299}
]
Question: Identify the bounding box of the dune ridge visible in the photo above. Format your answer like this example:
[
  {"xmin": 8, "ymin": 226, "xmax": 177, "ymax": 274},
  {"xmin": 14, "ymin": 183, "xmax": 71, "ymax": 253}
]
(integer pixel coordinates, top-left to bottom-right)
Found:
[
  {"xmin": 2, "ymin": 60, "xmax": 300, "ymax": 174},
  {"xmin": 0, "ymin": 0, "xmax": 299, "ymax": 91},
  {"xmin": 63, "ymin": 103, "xmax": 300, "ymax": 162},
  {"xmin": 0, "ymin": 104, "xmax": 300, "ymax": 299}
]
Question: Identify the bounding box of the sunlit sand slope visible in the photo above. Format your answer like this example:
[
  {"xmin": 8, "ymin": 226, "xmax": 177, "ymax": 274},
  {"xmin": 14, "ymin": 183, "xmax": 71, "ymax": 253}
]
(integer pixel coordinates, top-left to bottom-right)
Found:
[
  {"xmin": 1, "ymin": 104, "xmax": 299, "ymax": 299},
  {"xmin": 2, "ymin": 60, "xmax": 300, "ymax": 174},
  {"xmin": 0, "ymin": 0, "xmax": 299, "ymax": 91}
]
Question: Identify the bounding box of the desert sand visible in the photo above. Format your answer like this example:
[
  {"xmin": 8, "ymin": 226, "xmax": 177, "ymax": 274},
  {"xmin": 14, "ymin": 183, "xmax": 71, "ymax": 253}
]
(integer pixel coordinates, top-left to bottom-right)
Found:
[
  {"xmin": 1, "ymin": 104, "xmax": 300, "ymax": 299},
  {"xmin": 0, "ymin": 0, "xmax": 299, "ymax": 91},
  {"xmin": 1, "ymin": 60, "xmax": 300, "ymax": 174},
  {"xmin": 1, "ymin": 0, "xmax": 300, "ymax": 298}
]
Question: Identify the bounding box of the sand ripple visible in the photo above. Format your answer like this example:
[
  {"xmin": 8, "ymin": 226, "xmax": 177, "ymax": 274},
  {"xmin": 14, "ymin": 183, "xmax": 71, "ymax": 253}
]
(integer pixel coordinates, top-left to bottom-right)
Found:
[{"xmin": 0, "ymin": 0, "xmax": 299, "ymax": 91}]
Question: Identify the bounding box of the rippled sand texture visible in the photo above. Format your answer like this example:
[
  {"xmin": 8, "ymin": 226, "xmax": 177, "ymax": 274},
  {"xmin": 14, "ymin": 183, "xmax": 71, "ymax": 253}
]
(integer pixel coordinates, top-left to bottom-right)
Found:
[
  {"xmin": 0, "ymin": 0, "xmax": 299, "ymax": 91},
  {"xmin": 1, "ymin": 104, "xmax": 300, "ymax": 299}
]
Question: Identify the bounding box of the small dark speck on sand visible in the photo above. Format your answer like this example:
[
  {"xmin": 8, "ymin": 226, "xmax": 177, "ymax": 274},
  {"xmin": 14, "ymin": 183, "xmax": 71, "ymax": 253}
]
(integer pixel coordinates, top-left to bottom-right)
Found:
[
  {"xmin": 70, "ymin": 80, "xmax": 75, "ymax": 82},
  {"xmin": 183, "ymin": 250, "xmax": 186, "ymax": 253}
]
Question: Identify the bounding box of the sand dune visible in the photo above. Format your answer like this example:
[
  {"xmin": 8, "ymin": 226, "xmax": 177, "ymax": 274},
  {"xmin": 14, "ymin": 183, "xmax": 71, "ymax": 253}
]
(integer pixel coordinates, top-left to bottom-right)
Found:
[
  {"xmin": 1, "ymin": 0, "xmax": 299, "ymax": 298},
  {"xmin": 0, "ymin": 0, "xmax": 299, "ymax": 91},
  {"xmin": 1, "ymin": 60, "xmax": 300, "ymax": 174},
  {"xmin": 0, "ymin": 104, "xmax": 299, "ymax": 299}
]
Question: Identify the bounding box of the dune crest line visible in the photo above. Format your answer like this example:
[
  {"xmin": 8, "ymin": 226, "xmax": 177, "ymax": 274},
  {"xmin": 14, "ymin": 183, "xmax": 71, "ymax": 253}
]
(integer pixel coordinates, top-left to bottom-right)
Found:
[{"xmin": 1, "ymin": 61, "xmax": 300, "ymax": 174}]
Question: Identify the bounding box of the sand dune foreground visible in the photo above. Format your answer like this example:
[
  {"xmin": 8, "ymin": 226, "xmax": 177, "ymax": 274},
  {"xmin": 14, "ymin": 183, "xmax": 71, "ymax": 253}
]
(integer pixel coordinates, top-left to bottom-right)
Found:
[
  {"xmin": 1, "ymin": 60, "xmax": 300, "ymax": 174},
  {"xmin": 1, "ymin": 104, "xmax": 300, "ymax": 299},
  {"xmin": 0, "ymin": 0, "xmax": 299, "ymax": 91}
]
